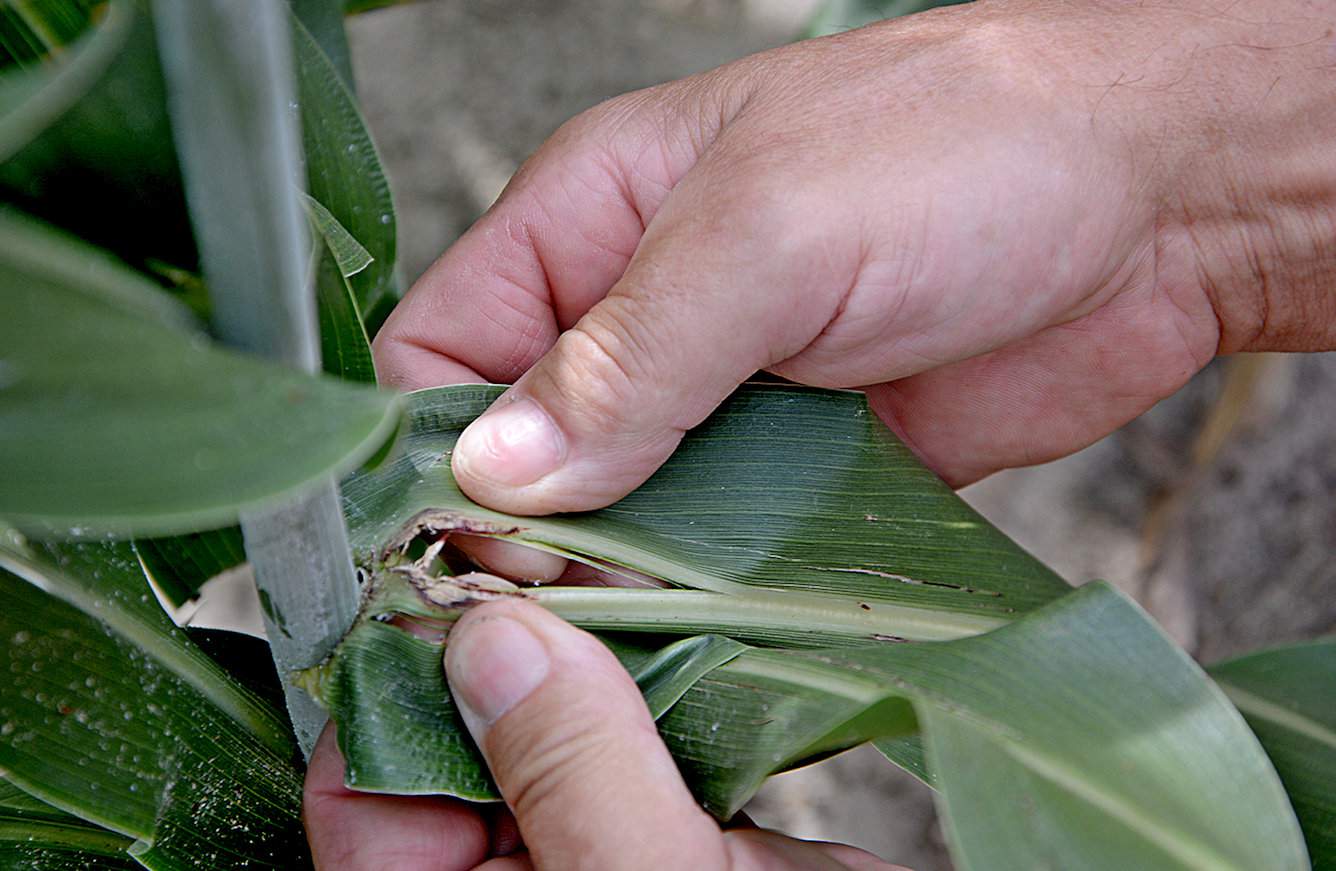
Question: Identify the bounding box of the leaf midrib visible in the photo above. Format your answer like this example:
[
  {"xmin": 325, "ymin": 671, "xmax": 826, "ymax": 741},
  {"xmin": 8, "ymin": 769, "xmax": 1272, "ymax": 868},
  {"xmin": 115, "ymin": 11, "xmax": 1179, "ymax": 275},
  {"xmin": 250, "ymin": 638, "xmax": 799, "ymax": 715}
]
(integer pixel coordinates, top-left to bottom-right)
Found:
[
  {"xmin": 1218, "ymin": 683, "xmax": 1336, "ymax": 751},
  {"xmin": 998, "ymin": 733, "xmax": 1258, "ymax": 871}
]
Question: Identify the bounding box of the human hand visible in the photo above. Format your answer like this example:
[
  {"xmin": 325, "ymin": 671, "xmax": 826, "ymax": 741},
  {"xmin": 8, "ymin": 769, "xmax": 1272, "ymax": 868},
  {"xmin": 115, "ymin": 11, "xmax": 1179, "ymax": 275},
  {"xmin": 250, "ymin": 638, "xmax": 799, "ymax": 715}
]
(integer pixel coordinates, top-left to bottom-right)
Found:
[
  {"xmin": 333, "ymin": 1, "xmax": 1336, "ymax": 861},
  {"xmin": 374, "ymin": 0, "xmax": 1336, "ymax": 520},
  {"xmin": 304, "ymin": 598, "xmax": 910, "ymax": 870}
]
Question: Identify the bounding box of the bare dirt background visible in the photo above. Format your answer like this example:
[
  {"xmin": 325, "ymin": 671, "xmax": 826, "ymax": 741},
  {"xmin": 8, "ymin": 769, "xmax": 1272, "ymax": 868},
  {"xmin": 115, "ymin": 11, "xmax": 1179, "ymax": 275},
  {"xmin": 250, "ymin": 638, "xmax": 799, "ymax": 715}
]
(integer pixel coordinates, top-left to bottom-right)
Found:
[{"xmin": 338, "ymin": 3, "xmax": 1336, "ymax": 867}]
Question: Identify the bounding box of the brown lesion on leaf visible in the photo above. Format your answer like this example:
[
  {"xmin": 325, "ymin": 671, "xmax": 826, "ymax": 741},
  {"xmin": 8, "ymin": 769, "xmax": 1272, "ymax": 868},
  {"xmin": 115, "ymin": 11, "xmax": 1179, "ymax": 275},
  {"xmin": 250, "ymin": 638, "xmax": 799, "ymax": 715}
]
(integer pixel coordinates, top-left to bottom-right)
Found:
[
  {"xmin": 813, "ymin": 565, "xmax": 1003, "ymax": 597},
  {"xmin": 299, "ymin": 513, "xmax": 542, "ymax": 700},
  {"xmin": 378, "ymin": 508, "xmax": 524, "ymax": 561},
  {"xmin": 326, "ymin": 509, "xmax": 543, "ymax": 651},
  {"xmin": 402, "ymin": 569, "xmax": 524, "ymax": 609},
  {"xmin": 379, "ymin": 513, "xmax": 533, "ymax": 609}
]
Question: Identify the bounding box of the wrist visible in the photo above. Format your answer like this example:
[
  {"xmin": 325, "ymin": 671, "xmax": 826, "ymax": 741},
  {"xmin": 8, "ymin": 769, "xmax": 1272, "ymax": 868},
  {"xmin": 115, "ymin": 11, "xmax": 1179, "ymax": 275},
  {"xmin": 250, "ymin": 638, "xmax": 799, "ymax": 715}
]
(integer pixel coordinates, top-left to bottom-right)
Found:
[
  {"xmin": 1153, "ymin": 2, "xmax": 1336, "ymax": 353},
  {"xmin": 992, "ymin": 0, "xmax": 1336, "ymax": 353},
  {"xmin": 1124, "ymin": 1, "xmax": 1336, "ymax": 352}
]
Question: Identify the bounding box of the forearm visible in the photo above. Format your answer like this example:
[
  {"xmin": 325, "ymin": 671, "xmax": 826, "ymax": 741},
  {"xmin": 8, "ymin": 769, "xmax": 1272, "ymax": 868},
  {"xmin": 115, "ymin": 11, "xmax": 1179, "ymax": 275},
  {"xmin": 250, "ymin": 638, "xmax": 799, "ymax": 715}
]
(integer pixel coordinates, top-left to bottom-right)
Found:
[{"xmin": 984, "ymin": 0, "xmax": 1336, "ymax": 353}]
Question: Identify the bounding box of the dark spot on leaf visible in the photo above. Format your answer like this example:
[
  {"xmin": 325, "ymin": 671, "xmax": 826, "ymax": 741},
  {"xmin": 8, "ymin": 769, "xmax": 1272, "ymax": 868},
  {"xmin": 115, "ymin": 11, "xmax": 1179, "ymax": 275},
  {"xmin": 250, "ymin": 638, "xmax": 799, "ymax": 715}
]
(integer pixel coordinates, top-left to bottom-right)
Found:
[
  {"xmin": 921, "ymin": 579, "xmax": 1003, "ymax": 596},
  {"xmin": 257, "ymin": 588, "xmax": 291, "ymax": 637}
]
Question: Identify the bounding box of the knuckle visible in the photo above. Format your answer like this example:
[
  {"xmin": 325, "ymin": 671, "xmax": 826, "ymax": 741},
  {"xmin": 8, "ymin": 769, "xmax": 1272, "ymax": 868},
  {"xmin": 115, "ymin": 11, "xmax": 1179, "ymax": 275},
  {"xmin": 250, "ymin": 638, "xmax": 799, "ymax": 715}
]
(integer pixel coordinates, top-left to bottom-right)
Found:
[
  {"xmin": 700, "ymin": 160, "xmax": 841, "ymax": 260},
  {"xmin": 541, "ymin": 303, "xmax": 659, "ymax": 432},
  {"xmin": 550, "ymin": 89, "xmax": 664, "ymax": 155}
]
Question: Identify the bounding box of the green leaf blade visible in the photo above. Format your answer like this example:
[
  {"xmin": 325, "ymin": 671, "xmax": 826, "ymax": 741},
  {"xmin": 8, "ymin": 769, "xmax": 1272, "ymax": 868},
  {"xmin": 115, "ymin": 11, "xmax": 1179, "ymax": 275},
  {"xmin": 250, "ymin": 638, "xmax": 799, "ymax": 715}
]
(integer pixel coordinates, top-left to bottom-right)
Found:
[
  {"xmin": 133, "ymin": 526, "xmax": 246, "ymax": 608},
  {"xmin": 292, "ymin": 13, "xmax": 396, "ymax": 317},
  {"xmin": 0, "ymin": 212, "xmax": 401, "ymax": 539},
  {"xmin": 305, "ymin": 195, "xmax": 378, "ymax": 383},
  {"xmin": 343, "ymin": 384, "xmax": 1070, "ymax": 621},
  {"xmin": 0, "ymin": 3, "xmax": 196, "ymax": 275},
  {"xmin": 0, "ymin": 811, "xmax": 138, "ymax": 870},
  {"xmin": 627, "ymin": 634, "xmax": 747, "ymax": 720},
  {"xmin": 319, "ymin": 512, "xmax": 1307, "ymax": 870},
  {"xmin": 311, "ymin": 619, "xmax": 497, "ymax": 799},
  {"xmin": 0, "ymin": 547, "xmax": 311, "ymax": 868},
  {"xmin": 0, "ymin": 536, "xmax": 293, "ymax": 757},
  {"xmin": 1210, "ymin": 640, "xmax": 1336, "ymax": 867},
  {"xmin": 0, "ymin": 0, "xmax": 132, "ymax": 162},
  {"xmin": 894, "ymin": 583, "xmax": 1310, "ymax": 871},
  {"xmin": 289, "ymin": 0, "xmax": 354, "ymax": 89}
]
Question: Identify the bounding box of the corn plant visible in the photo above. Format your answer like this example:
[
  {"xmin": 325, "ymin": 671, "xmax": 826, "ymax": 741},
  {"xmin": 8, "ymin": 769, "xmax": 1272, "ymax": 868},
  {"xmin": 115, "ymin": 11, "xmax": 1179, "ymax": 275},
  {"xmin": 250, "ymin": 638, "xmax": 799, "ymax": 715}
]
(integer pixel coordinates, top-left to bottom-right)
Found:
[{"xmin": 0, "ymin": 2, "xmax": 1332, "ymax": 869}]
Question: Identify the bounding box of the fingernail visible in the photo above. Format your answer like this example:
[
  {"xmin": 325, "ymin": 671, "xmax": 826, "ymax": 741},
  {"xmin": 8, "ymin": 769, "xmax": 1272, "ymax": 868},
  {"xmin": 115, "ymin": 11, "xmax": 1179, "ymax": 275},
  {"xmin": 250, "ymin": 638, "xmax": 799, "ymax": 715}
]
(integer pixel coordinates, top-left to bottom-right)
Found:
[
  {"xmin": 445, "ymin": 616, "xmax": 550, "ymax": 742},
  {"xmin": 454, "ymin": 397, "xmax": 565, "ymax": 487}
]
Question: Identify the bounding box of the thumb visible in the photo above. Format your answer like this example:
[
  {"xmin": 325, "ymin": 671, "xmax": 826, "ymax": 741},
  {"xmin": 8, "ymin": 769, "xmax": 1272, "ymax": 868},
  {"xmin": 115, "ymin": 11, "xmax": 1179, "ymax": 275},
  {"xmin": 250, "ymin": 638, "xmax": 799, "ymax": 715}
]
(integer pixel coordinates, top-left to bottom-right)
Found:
[
  {"xmin": 448, "ymin": 176, "xmax": 852, "ymax": 515},
  {"xmin": 444, "ymin": 599, "xmax": 726, "ymax": 871}
]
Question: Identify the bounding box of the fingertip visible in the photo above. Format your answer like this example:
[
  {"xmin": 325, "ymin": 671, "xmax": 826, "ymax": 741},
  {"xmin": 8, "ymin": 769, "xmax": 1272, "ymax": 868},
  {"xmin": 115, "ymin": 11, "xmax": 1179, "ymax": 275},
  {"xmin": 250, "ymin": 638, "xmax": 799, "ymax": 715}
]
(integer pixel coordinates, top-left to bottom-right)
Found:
[
  {"xmin": 452, "ymin": 396, "xmax": 567, "ymax": 492},
  {"xmin": 450, "ymin": 393, "xmax": 687, "ymax": 516},
  {"xmin": 442, "ymin": 599, "xmax": 723, "ymax": 868},
  {"xmin": 445, "ymin": 608, "xmax": 553, "ymax": 737},
  {"xmin": 452, "ymin": 535, "xmax": 569, "ymax": 583},
  {"xmin": 446, "ymin": 599, "xmax": 606, "ymax": 681}
]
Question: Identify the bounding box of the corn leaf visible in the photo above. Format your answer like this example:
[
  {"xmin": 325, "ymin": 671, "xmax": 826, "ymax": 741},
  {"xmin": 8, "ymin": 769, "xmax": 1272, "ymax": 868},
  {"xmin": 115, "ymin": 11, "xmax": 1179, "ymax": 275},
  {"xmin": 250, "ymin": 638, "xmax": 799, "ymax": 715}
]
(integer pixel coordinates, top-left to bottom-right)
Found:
[
  {"xmin": 0, "ymin": 0, "xmax": 130, "ymax": 162},
  {"xmin": 1209, "ymin": 640, "xmax": 1336, "ymax": 867},
  {"xmin": 0, "ymin": 0, "xmax": 103, "ymax": 68},
  {"xmin": 0, "ymin": 2, "xmax": 195, "ymax": 275},
  {"xmin": 310, "ymin": 576, "xmax": 1307, "ymax": 870},
  {"xmin": 0, "ymin": 534, "xmax": 294, "ymax": 755},
  {"xmin": 342, "ymin": 384, "xmax": 1070, "ymax": 628},
  {"xmin": 900, "ymin": 585, "xmax": 1306, "ymax": 871},
  {"xmin": 0, "ymin": 777, "xmax": 138, "ymax": 869},
  {"xmin": 0, "ymin": 2, "xmax": 398, "ymax": 334},
  {"xmin": 133, "ymin": 527, "xmax": 247, "ymax": 608},
  {"xmin": 343, "ymin": 0, "xmax": 419, "ymax": 13},
  {"xmin": 626, "ymin": 634, "xmax": 748, "ymax": 720},
  {"xmin": 289, "ymin": 0, "xmax": 354, "ymax": 89},
  {"xmin": 0, "ymin": 211, "xmax": 401, "ymax": 538},
  {"xmin": 304, "ymin": 193, "xmax": 378, "ymax": 383},
  {"xmin": 872, "ymin": 735, "xmax": 932, "ymax": 787},
  {"xmin": 303, "ymin": 192, "xmax": 373, "ymax": 278},
  {"xmin": 0, "ymin": 537, "xmax": 310, "ymax": 869},
  {"xmin": 292, "ymin": 12, "xmax": 397, "ymax": 318},
  {"xmin": 317, "ymin": 384, "xmax": 1309, "ymax": 868}
]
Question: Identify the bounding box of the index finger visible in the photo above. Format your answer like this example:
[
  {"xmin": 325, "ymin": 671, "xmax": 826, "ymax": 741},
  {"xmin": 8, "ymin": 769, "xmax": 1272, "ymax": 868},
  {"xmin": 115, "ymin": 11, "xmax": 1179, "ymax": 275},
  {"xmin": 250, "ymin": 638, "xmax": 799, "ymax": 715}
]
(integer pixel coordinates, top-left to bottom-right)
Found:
[
  {"xmin": 303, "ymin": 725, "xmax": 490, "ymax": 870},
  {"xmin": 372, "ymin": 81, "xmax": 732, "ymax": 390}
]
